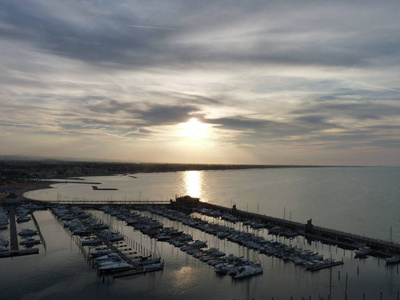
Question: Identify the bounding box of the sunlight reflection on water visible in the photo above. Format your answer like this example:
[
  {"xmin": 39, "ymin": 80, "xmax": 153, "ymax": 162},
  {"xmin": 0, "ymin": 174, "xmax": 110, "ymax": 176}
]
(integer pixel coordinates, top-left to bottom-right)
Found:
[
  {"xmin": 170, "ymin": 266, "xmax": 197, "ymax": 296},
  {"xmin": 184, "ymin": 171, "xmax": 202, "ymax": 199}
]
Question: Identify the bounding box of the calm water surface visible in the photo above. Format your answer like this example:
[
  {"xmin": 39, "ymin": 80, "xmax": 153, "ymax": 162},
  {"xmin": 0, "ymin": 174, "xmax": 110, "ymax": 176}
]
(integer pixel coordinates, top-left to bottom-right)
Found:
[
  {"xmin": 2, "ymin": 167, "xmax": 400, "ymax": 299},
  {"xmin": 27, "ymin": 167, "xmax": 400, "ymax": 241}
]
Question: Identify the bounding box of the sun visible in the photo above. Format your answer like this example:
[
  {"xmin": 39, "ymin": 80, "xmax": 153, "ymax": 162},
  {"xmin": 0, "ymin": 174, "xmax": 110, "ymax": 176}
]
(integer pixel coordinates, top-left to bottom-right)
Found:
[{"xmin": 179, "ymin": 118, "xmax": 208, "ymax": 139}]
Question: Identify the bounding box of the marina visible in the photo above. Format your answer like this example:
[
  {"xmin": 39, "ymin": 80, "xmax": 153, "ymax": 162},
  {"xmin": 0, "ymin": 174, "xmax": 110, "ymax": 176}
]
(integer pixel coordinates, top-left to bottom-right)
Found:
[
  {"xmin": 50, "ymin": 204, "xmax": 164, "ymax": 278},
  {"xmin": 2, "ymin": 191, "xmax": 394, "ymax": 280},
  {"xmin": 2, "ymin": 167, "xmax": 400, "ymax": 299}
]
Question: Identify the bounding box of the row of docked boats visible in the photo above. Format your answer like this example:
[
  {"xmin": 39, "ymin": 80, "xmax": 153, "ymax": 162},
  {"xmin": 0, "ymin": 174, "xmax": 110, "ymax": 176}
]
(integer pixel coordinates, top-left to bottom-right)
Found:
[
  {"xmin": 99, "ymin": 205, "xmax": 264, "ymax": 279},
  {"xmin": 1, "ymin": 203, "xmax": 44, "ymax": 231},
  {"xmin": 51, "ymin": 205, "xmax": 124, "ymax": 245},
  {"xmin": 15, "ymin": 206, "xmax": 32, "ymax": 223},
  {"xmin": 89, "ymin": 247, "xmax": 163, "ymax": 273},
  {"xmin": 51, "ymin": 205, "xmax": 164, "ymax": 275},
  {"xmin": 0, "ymin": 207, "xmax": 8, "ymax": 230},
  {"xmin": 141, "ymin": 205, "xmax": 342, "ymax": 271},
  {"xmin": 194, "ymin": 207, "xmax": 241, "ymax": 223},
  {"xmin": 196, "ymin": 206, "xmax": 400, "ymax": 265},
  {"xmin": 194, "ymin": 207, "xmax": 298, "ymax": 237}
]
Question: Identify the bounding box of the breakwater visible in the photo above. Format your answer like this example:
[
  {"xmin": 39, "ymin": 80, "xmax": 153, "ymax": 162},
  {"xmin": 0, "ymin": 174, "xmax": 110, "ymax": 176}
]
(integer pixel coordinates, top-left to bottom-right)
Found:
[{"xmin": 198, "ymin": 201, "xmax": 400, "ymax": 256}]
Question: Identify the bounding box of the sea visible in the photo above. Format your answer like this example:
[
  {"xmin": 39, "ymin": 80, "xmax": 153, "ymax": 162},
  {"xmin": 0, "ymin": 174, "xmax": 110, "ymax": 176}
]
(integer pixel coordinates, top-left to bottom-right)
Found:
[{"xmin": 2, "ymin": 166, "xmax": 400, "ymax": 299}]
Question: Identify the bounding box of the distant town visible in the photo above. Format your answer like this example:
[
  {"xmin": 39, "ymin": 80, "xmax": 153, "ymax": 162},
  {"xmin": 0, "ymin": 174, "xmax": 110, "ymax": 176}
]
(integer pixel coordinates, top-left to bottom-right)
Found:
[
  {"xmin": 0, "ymin": 156, "xmax": 327, "ymax": 201},
  {"xmin": 0, "ymin": 157, "xmax": 326, "ymax": 181}
]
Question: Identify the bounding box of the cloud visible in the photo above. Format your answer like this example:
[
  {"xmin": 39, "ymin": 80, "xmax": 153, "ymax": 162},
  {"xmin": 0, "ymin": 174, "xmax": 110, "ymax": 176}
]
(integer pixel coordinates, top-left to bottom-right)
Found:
[
  {"xmin": 137, "ymin": 104, "xmax": 201, "ymax": 126},
  {"xmin": 2, "ymin": 0, "xmax": 399, "ymax": 71},
  {"xmin": 292, "ymin": 102, "xmax": 400, "ymax": 121},
  {"xmin": 1, "ymin": 0, "xmax": 400, "ymax": 164},
  {"xmin": 128, "ymin": 25, "xmax": 178, "ymax": 31},
  {"xmin": 85, "ymin": 99, "xmax": 201, "ymax": 126}
]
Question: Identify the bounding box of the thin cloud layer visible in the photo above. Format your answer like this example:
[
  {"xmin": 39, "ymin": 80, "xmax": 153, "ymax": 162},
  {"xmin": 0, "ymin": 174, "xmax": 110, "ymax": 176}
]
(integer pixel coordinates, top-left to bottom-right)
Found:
[{"xmin": 1, "ymin": 0, "xmax": 400, "ymax": 165}]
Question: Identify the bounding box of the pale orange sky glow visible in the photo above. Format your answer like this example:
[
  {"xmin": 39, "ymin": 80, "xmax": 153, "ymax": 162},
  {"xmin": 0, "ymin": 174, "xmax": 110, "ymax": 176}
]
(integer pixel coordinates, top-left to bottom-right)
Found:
[{"xmin": 1, "ymin": 1, "xmax": 400, "ymax": 166}]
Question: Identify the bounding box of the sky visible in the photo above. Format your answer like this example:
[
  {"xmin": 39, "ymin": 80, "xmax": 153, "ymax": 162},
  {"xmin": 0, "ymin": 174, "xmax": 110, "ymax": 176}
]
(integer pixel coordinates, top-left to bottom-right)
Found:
[{"xmin": 1, "ymin": 0, "xmax": 400, "ymax": 166}]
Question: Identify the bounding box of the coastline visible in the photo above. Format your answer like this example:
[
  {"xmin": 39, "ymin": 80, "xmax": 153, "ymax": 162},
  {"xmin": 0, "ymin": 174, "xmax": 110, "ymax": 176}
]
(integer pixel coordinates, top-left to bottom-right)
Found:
[{"xmin": 17, "ymin": 181, "xmax": 54, "ymax": 199}]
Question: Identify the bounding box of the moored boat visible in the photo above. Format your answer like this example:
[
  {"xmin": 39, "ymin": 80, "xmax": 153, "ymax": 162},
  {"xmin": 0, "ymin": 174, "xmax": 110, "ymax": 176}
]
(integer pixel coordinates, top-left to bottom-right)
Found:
[
  {"xmin": 233, "ymin": 264, "xmax": 263, "ymax": 279},
  {"xmin": 20, "ymin": 237, "xmax": 41, "ymax": 247},
  {"xmin": 386, "ymin": 256, "xmax": 400, "ymax": 265},
  {"xmin": 355, "ymin": 246, "xmax": 371, "ymax": 258},
  {"xmin": 18, "ymin": 229, "xmax": 38, "ymax": 237},
  {"xmin": 98, "ymin": 261, "xmax": 132, "ymax": 271}
]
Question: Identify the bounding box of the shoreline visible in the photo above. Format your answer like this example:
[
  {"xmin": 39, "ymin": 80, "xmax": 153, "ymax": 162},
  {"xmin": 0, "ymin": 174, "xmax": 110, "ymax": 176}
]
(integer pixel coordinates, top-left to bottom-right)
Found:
[{"xmin": 17, "ymin": 181, "xmax": 54, "ymax": 199}]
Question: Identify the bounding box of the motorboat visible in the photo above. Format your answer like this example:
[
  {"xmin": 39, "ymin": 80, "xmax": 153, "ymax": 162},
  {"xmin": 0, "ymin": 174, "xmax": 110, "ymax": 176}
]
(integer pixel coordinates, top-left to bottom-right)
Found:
[
  {"xmin": 143, "ymin": 262, "xmax": 163, "ymax": 271},
  {"xmin": 386, "ymin": 256, "xmax": 400, "ymax": 265},
  {"xmin": 16, "ymin": 215, "xmax": 31, "ymax": 223},
  {"xmin": 97, "ymin": 258, "xmax": 124, "ymax": 267},
  {"xmin": 98, "ymin": 261, "xmax": 132, "ymax": 271},
  {"xmin": 90, "ymin": 248, "xmax": 113, "ymax": 258},
  {"xmin": 64, "ymin": 219, "xmax": 83, "ymax": 229},
  {"xmin": 18, "ymin": 229, "xmax": 38, "ymax": 237},
  {"xmin": 355, "ymin": 246, "xmax": 371, "ymax": 258},
  {"xmin": 0, "ymin": 238, "xmax": 8, "ymax": 247},
  {"xmin": 82, "ymin": 239, "xmax": 102, "ymax": 246},
  {"xmin": 206, "ymin": 248, "xmax": 225, "ymax": 257},
  {"xmin": 99, "ymin": 229, "xmax": 124, "ymax": 242},
  {"xmin": 156, "ymin": 233, "xmax": 171, "ymax": 241},
  {"xmin": 233, "ymin": 265, "xmax": 263, "ymax": 279},
  {"xmin": 95, "ymin": 253, "xmax": 120, "ymax": 262},
  {"xmin": 71, "ymin": 227, "xmax": 90, "ymax": 236},
  {"xmin": 191, "ymin": 240, "xmax": 207, "ymax": 248},
  {"xmin": 138, "ymin": 257, "xmax": 161, "ymax": 266},
  {"xmin": 0, "ymin": 220, "xmax": 9, "ymax": 226},
  {"xmin": 20, "ymin": 237, "xmax": 41, "ymax": 246}
]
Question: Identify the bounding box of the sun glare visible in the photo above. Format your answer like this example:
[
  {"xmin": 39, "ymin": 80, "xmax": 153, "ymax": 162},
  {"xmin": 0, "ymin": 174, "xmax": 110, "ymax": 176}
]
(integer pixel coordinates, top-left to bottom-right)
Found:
[
  {"xmin": 184, "ymin": 170, "xmax": 202, "ymax": 198},
  {"xmin": 179, "ymin": 118, "xmax": 208, "ymax": 139}
]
